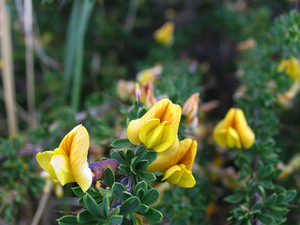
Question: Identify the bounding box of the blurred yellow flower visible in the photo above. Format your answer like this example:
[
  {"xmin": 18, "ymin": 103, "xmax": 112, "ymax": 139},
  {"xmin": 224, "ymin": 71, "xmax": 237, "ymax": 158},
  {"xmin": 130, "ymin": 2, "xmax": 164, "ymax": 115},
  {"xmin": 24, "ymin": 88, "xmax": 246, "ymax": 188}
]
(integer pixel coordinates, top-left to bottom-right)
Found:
[
  {"xmin": 36, "ymin": 125, "xmax": 92, "ymax": 192},
  {"xmin": 213, "ymin": 108, "xmax": 255, "ymax": 149},
  {"xmin": 153, "ymin": 21, "xmax": 175, "ymax": 46},
  {"xmin": 136, "ymin": 64, "xmax": 162, "ymax": 85},
  {"xmin": 277, "ymin": 81, "xmax": 300, "ymax": 108},
  {"xmin": 182, "ymin": 92, "xmax": 200, "ymax": 128},
  {"xmin": 136, "ymin": 80, "xmax": 157, "ymax": 109},
  {"xmin": 277, "ymin": 57, "xmax": 300, "ymax": 81},
  {"xmin": 127, "ymin": 99, "xmax": 181, "ymax": 156},
  {"xmin": 147, "ymin": 138, "xmax": 197, "ymax": 188},
  {"xmin": 116, "ymin": 79, "xmax": 136, "ymax": 102}
]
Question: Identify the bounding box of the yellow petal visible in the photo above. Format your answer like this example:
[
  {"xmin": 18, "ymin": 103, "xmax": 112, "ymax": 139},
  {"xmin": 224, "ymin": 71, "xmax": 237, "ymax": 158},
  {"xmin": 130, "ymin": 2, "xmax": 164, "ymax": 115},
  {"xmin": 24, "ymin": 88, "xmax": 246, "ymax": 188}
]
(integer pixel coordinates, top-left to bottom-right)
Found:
[
  {"xmin": 127, "ymin": 99, "xmax": 181, "ymax": 148},
  {"xmin": 227, "ymin": 127, "xmax": 241, "ymax": 148},
  {"xmin": 36, "ymin": 151, "xmax": 54, "ymax": 173},
  {"xmin": 176, "ymin": 169, "xmax": 196, "ymax": 188},
  {"xmin": 158, "ymin": 137, "xmax": 179, "ymax": 156},
  {"xmin": 162, "ymin": 165, "xmax": 184, "ymax": 185},
  {"xmin": 139, "ymin": 118, "xmax": 160, "ymax": 145},
  {"xmin": 151, "ymin": 124, "xmax": 174, "ymax": 152},
  {"xmin": 213, "ymin": 122, "xmax": 228, "ymax": 147},
  {"xmin": 153, "ymin": 21, "xmax": 175, "ymax": 46},
  {"xmin": 222, "ymin": 108, "xmax": 236, "ymax": 128},
  {"xmin": 142, "ymin": 120, "xmax": 166, "ymax": 149},
  {"xmin": 50, "ymin": 149, "xmax": 75, "ymax": 186},
  {"xmin": 277, "ymin": 59, "xmax": 287, "ymax": 72},
  {"xmin": 69, "ymin": 126, "xmax": 93, "ymax": 192},
  {"xmin": 234, "ymin": 109, "xmax": 255, "ymax": 149}
]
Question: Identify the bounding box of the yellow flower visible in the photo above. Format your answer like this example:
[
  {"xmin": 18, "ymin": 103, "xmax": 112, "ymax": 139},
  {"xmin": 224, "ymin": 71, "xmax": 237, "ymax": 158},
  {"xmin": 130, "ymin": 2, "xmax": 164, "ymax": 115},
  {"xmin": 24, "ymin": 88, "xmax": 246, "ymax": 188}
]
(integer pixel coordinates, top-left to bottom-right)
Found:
[
  {"xmin": 277, "ymin": 57, "xmax": 300, "ymax": 81},
  {"xmin": 213, "ymin": 108, "xmax": 255, "ymax": 149},
  {"xmin": 147, "ymin": 138, "xmax": 197, "ymax": 188},
  {"xmin": 182, "ymin": 92, "xmax": 200, "ymax": 128},
  {"xmin": 277, "ymin": 81, "xmax": 300, "ymax": 108},
  {"xmin": 136, "ymin": 80, "xmax": 157, "ymax": 109},
  {"xmin": 36, "ymin": 125, "xmax": 92, "ymax": 192},
  {"xmin": 153, "ymin": 21, "xmax": 175, "ymax": 46},
  {"xmin": 136, "ymin": 64, "xmax": 162, "ymax": 86},
  {"xmin": 127, "ymin": 99, "xmax": 181, "ymax": 156}
]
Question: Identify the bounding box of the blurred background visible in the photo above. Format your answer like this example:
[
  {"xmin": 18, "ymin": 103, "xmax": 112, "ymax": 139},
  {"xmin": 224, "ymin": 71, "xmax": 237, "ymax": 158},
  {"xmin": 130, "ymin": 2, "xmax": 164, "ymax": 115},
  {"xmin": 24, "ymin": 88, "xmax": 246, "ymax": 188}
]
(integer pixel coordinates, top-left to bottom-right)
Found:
[{"xmin": 1, "ymin": 0, "xmax": 300, "ymax": 224}]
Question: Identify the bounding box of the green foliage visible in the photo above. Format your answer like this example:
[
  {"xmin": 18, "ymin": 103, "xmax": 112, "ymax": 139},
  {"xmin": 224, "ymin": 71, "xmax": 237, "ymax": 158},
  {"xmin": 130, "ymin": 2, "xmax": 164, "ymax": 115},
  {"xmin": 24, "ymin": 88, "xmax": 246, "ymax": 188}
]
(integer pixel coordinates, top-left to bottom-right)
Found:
[
  {"xmin": 0, "ymin": 136, "xmax": 44, "ymax": 223},
  {"xmin": 110, "ymin": 146, "xmax": 158, "ymax": 182}
]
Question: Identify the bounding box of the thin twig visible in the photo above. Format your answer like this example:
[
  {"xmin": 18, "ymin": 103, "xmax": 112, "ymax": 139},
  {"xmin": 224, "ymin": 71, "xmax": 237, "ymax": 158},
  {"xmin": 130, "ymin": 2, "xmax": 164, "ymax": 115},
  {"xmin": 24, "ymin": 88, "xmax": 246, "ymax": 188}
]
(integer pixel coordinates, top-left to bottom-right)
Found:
[
  {"xmin": 24, "ymin": 0, "xmax": 37, "ymax": 128},
  {"xmin": 31, "ymin": 182, "xmax": 53, "ymax": 225},
  {"xmin": 102, "ymin": 92, "xmax": 130, "ymax": 109},
  {"xmin": 0, "ymin": 0, "xmax": 19, "ymax": 135},
  {"xmin": 123, "ymin": 0, "xmax": 138, "ymax": 33}
]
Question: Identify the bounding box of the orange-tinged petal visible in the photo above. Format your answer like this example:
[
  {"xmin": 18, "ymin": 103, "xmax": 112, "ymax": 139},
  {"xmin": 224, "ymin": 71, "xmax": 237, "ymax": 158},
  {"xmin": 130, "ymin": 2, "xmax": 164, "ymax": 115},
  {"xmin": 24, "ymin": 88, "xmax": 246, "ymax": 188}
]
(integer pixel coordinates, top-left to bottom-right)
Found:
[
  {"xmin": 147, "ymin": 138, "xmax": 195, "ymax": 171},
  {"xmin": 36, "ymin": 151, "xmax": 54, "ymax": 173},
  {"xmin": 59, "ymin": 124, "xmax": 82, "ymax": 156},
  {"xmin": 234, "ymin": 109, "xmax": 255, "ymax": 149},
  {"xmin": 69, "ymin": 126, "xmax": 92, "ymax": 192},
  {"xmin": 178, "ymin": 139, "xmax": 197, "ymax": 171},
  {"xmin": 176, "ymin": 169, "xmax": 196, "ymax": 188},
  {"xmin": 227, "ymin": 127, "xmax": 241, "ymax": 148},
  {"xmin": 182, "ymin": 92, "xmax": 200, "ymax": 127}
]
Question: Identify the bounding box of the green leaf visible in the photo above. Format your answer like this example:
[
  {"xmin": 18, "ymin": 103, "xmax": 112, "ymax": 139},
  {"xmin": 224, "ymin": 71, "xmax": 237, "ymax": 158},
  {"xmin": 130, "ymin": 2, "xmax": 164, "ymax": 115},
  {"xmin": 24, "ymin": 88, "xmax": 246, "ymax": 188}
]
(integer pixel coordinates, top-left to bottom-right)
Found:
[
  {"xmin": 138, "ymin": 204, "xmax": 149, "ymax": 213},
  {"xmin": 125, "ymin": 149, "xmax": 135, "ymax": 162},
  {"xmin": 261, "ymin": 180, "xmax": 275, "ymax": 189},
  {"xmin": 257, "ymin": 185, "xmax": 266, "ymax": 199},
  {"xmin": 123, "ymin": 191, "xmax": 133, "ymax": 199},
  {"xmin": 256, "ymin": 213, "xmax": 275, "ymax": 224},
  {"xmin": 143, "ymin": 150, "xmax": 158, "ymax": 164},
  {"xmin": 223, "ymin": 193, "xmax": 245, "ymax": 204},
  {"xmin": 139, "ymin": 207, "xmax": 163, "ymax": 223},
  {"xmin": 57, "ymin": 215, "xmax": 78, "ymax": 225},
  {"xmin": 142, "ymin": 188, "xmax": 160, "ymax": 205},
  {"xmin": 83, "ymin": 193, "xmax": 105, "ymax": 218},
  {"xmin": 98, "ymin": 187, "xmax": 112, "ymax": 198},
  {"xmin": 109, "ymin": 215, "xmax": 123, "ymax": 224},
  {"xmin": 133, "ymin": 181, "xmax": 148, "ymax": 196},
  {"xmin": 111, "ymin": 139, "xmax": 132, "ymax": 148},
  {"xmin": 261, "ymin": 165, "xmax": 273, "ymax": 178},
  {"xmin": 276, "ymin": 193, "xmax": 286, "ymax": 204},
  {"xmin": 120, "ymin": 197, "xmax": 141, "ymax": 215},
  {"xmin": 137, "ymin": 107, "xmax": 148, "ymax": 118},
  {"xmin": 285, "ymin": 190, "xmax": 297, "ymax": 202},
  {"xmin": 135, "ymin": 147, "xmax": 147, "ymax": 159},
  {"xmin": 103, "ymin": 167, "xmax": 115, "ymax": 188},
  {"xmin": 72, "ymin": 186, "xmax": 85, "ymax": 197},
  {"xmin": 136, "ymin": 188, "xmax": 145, "ymax": 200},
  {"xmin": 138, "ymin": 171, "xmax": 156, "ymax": 182},
  {"xmin": 119, "ymin": 165, "xmax": 131, "ymax": 173},
  {"xmin": 135, "ymin": 160, "xmax": 149, "ymax": 171},
  {"xmin": 252, "ymin": 202, "xmax": 263, "ymax": 211},
  {"xmin": 77, "ymin": 209, "xmax": 100, "ymax": 223},
  {"xmin": 265, "ymin": 193, "xmax": 277, "ymax": 206},
  {"xmin": 110, "ymin": 149, "xmax": 129, "ymax": 165},
  {"xmin": 112, "ymin": 182, "xmax": 127, "ymax": 202},
  {"xmin": 103, "ymin": 197, "xmax": 110, "ymax": 218}
]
